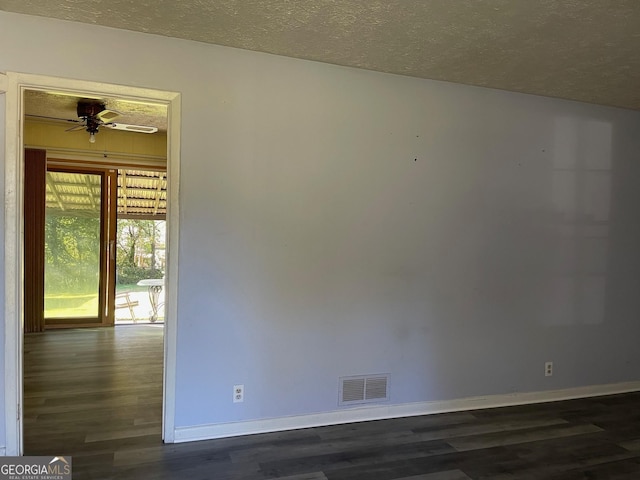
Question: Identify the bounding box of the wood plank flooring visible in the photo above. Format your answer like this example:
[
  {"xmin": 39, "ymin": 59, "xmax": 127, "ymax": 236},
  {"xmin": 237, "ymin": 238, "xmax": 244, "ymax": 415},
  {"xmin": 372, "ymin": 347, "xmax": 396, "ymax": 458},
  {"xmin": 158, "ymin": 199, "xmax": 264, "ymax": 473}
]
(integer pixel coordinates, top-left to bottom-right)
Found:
[{"xmin": 24, "ymin": 326, "xmax": 640, "ymax": 479}]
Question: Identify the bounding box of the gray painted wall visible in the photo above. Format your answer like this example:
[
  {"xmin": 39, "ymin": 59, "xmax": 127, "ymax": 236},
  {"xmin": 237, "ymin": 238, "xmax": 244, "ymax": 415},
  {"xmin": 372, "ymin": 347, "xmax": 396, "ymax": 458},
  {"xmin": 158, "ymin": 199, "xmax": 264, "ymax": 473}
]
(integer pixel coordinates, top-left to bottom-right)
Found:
[{"xmin": 1, "ymin": 11, "xmax": 640, "ymax": 440}]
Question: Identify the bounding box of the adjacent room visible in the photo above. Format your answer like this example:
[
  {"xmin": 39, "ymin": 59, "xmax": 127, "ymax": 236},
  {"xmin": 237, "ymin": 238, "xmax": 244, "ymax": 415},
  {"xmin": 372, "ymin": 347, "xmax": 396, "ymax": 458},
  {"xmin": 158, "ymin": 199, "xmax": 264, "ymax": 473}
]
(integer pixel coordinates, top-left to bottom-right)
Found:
[{"xmin": 20, "ymin": 90, "xmax": 169, "ymax": 456}]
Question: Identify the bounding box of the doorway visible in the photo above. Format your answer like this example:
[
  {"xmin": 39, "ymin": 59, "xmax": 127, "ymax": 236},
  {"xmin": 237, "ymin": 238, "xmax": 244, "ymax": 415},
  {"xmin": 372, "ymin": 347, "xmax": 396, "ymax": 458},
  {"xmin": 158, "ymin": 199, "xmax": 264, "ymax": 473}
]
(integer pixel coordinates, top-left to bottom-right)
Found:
[
  {"xmin": 3, "ymin": 73, "xmax": 181, "ymax": 454},
  {"xmin": 114, "ymin": 169, "xmax": 167, "ymax": 325}
]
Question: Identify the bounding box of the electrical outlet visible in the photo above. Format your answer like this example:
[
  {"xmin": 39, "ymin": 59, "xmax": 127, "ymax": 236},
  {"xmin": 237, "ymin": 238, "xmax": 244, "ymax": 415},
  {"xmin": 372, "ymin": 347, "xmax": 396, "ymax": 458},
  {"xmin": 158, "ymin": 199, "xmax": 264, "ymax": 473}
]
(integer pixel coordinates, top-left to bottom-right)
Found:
[
  {"xmin": 233, "ymin": 384, "xmax": 244, "ymax": 403},
  {"xmin": 545, "ymin": 361, "xmax": 553, "ymax": 377}
]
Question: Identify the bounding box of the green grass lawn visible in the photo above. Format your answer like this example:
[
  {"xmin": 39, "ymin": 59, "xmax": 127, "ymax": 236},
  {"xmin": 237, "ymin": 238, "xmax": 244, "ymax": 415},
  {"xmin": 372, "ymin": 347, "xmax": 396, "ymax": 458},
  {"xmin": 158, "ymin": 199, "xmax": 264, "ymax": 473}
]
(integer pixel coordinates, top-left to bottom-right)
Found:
[
  {"xmin": 45, "ymin": 284, "xmax": 150, "ymax": 318},
  {"xmin": 45, "ymin": 293, "xmax": 99, "ymax": 318}
]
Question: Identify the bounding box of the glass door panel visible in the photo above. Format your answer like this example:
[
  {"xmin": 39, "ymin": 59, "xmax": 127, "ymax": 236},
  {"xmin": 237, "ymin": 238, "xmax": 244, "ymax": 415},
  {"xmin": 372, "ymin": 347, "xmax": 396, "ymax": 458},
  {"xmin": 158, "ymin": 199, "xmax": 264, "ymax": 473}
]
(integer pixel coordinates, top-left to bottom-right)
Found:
[{"xmin": 44, "ymin": 171, "xmax": 102, "ymax": 320}]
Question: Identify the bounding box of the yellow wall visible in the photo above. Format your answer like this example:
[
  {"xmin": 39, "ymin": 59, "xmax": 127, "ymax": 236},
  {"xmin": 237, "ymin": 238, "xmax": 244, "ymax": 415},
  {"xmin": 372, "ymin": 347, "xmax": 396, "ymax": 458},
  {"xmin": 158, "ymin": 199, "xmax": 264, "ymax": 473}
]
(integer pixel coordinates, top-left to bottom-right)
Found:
[{"xmin": 24, "ymin": 120, "xmax": 167, "ymax": 160}]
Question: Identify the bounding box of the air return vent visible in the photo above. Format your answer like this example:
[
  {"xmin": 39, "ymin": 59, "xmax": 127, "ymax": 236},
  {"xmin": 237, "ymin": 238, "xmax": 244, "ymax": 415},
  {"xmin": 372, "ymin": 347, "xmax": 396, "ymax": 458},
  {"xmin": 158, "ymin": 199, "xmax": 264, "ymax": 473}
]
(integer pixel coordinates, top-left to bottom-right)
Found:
[{"xmin": 339, "ymin": 374, "xmax": 389, "ymax": 406}]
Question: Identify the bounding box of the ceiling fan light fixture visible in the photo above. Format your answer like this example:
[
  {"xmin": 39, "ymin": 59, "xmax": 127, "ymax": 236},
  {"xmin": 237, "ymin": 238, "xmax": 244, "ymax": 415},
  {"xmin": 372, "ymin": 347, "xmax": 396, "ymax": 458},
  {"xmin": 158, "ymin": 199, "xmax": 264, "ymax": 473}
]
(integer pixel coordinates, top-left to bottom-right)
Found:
[{"xmin": 89, "ymin": 132, "xmax": 96, "ymax": 144}]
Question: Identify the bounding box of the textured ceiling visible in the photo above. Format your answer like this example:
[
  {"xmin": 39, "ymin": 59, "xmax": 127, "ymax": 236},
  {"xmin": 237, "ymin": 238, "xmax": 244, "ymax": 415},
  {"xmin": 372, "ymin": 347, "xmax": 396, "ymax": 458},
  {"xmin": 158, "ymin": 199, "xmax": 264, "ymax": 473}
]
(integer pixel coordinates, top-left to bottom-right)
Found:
[
  {"xmin": 2, "ymin": 1, "xmax": 640, "ymax": 110},
  {"xmin": 24, "ymin": 90, "xmax": 168, "ymax": 132}
]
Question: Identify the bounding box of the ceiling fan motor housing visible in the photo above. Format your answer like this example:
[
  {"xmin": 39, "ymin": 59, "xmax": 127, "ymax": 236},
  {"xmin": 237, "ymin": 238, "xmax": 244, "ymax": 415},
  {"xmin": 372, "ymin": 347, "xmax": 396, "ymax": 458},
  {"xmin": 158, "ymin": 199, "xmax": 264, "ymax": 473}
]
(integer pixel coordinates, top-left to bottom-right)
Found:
[{"xmin": 77, "ymin": 100, "xmax": 106, "ymax": 119}]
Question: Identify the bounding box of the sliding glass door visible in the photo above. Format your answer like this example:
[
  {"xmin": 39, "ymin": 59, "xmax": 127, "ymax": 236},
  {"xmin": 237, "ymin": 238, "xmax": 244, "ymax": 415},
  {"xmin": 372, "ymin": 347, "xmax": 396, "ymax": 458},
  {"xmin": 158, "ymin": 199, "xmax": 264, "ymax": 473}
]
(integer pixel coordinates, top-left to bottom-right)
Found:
[{"xmin": 43, "ymin": 166, "xmax": 117, "ymax": 327}]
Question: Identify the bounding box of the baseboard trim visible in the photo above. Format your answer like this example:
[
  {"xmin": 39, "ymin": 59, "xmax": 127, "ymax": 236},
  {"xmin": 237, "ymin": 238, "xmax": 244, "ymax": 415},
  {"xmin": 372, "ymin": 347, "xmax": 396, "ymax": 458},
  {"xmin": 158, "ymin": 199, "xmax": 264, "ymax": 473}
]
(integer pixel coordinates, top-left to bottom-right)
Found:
[{"xmin": 173, "ymin": 380, "xmax": 640, "ymax": 443}]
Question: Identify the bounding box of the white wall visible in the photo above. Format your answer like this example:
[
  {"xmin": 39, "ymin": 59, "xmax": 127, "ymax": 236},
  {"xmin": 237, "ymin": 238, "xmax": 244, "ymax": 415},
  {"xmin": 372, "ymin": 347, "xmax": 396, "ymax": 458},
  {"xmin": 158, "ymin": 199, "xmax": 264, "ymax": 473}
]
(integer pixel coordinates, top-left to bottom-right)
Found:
[{"xmin": 2, "ymin": 11, "xmax": 640, "ymax": 440}]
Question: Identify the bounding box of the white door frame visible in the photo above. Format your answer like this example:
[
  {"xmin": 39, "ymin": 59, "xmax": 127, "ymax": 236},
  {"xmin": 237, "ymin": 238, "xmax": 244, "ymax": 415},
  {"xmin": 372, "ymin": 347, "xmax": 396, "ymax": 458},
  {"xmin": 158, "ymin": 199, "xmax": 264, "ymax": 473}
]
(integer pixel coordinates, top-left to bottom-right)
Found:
[{"xmin": 3, "ymin": 72, "xmax": 181, "ymax": 454}]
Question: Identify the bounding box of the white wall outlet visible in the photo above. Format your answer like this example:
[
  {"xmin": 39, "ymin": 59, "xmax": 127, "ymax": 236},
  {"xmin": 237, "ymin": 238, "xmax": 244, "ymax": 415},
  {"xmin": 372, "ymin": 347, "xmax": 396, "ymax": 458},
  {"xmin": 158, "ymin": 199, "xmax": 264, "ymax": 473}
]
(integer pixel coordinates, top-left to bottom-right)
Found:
[
  {"xmin": 233, "ymin": 384, "xmax": 244, "ymax": 403},
  {"xmin": 545, "ymin": 361, "xmax": 553, "ymax": 377}
]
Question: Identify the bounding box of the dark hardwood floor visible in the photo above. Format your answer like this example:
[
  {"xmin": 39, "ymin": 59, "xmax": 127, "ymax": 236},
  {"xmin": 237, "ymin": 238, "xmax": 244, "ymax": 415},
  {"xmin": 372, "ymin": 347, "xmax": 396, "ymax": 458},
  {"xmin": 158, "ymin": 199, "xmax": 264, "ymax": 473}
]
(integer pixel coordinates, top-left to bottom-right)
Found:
[{"xmin": 24, "ymin": 326, "xmax": 640, "ymax": 479}]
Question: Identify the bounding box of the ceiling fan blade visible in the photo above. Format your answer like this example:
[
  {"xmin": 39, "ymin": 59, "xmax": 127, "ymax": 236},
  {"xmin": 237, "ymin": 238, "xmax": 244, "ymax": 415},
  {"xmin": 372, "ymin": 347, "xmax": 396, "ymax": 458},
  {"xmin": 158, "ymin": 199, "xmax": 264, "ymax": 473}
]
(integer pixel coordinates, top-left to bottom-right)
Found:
[
  {"xmin": 65, "ymin": 124, "xmax": 86, "ymax": 132},
  {"xmin": 104, "ymin": 123, "xmax": 158, "ymax": 134},
  {"xmin": 26, "ymin": 114, "xmax": 81, "ymax": 124},
  {"xmin": 96, "ymin": 109, "xmax": 121, "ymax": 123}
]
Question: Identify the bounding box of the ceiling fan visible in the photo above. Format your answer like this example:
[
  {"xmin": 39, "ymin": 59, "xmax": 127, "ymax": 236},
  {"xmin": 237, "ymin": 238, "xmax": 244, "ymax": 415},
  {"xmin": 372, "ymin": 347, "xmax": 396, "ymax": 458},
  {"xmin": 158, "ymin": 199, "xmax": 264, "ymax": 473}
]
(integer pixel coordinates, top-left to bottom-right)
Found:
[{"xmin": 28, "ymin": 99, "xmax": 159, "ymax": 143}]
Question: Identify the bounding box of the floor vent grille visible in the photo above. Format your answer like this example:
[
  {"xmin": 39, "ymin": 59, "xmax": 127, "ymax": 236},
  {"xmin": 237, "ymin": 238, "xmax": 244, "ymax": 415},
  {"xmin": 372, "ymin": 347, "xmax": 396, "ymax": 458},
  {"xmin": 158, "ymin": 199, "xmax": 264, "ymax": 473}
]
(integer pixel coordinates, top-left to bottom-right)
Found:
[{"xmin": 340, "ymin": 374, "xmax": 389, "ymax": 406}]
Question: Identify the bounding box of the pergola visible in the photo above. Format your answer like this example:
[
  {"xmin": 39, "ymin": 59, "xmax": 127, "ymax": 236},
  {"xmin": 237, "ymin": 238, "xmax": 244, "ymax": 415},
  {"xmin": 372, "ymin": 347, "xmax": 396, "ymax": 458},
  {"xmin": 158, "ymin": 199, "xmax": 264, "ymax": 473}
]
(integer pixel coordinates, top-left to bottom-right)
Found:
[{"xmin": 45, "ymin": 169, "xmax": 167, "ymax": 219}]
